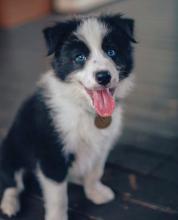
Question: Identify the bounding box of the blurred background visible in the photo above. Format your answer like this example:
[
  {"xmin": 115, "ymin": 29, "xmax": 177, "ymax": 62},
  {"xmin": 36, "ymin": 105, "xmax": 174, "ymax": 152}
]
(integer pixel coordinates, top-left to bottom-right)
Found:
[{"xmin": 0, "ymin": 0, "xmax": 178, "ymax": 219}]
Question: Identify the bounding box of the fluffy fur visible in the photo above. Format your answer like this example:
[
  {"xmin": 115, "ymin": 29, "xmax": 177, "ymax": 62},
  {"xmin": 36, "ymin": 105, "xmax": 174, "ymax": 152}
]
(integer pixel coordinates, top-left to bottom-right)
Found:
[{"xmin": 0, "ymin": 14, "xmax": 135, "ymax": 220}]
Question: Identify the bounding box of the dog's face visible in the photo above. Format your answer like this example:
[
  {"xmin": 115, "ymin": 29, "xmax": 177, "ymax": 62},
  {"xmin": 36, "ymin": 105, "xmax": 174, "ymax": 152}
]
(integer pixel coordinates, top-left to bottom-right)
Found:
[{"xmin": 44, "ymin": 15, "xmax": 136, "ymax": 117}]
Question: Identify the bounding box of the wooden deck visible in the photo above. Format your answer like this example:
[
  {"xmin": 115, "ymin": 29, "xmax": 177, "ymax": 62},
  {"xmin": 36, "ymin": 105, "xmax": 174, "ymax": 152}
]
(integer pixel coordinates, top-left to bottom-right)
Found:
[
  {"xmin": 0, "ymin": 164, "xmax": 178, "ymax": 220},
  {"xmin": 0, "ymin": 0, "xmax": 178, "ymax": 219}
]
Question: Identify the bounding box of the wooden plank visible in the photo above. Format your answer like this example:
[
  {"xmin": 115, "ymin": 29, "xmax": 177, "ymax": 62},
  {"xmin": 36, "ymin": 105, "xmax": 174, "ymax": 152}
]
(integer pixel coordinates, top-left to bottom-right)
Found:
[
  {"xmin": 117, "ymin": 128, "xmax": 178, "ymax": 154},
  {"xmin": 0, "ymin": 163, "xmax": 178, "ymax": 220},
  {"xmin": 108, "ymin": 145, "xmax": 165, "ymax": 175},
  {"xmin": 152, "ymin": 160, "xmax": 178, "ymax": 184},
  {"xmin": 68, "ymin": 184, "xmax": 178, "ymax": 220}
]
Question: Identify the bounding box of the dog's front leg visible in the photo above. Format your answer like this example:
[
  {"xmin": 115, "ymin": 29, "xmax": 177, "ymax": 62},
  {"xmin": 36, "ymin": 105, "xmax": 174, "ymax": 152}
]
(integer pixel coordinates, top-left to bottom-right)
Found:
[
  {"xmin": 83, "ymin": 158, "xmax": 115, "ymax": 205},
  {"xmin": 37, "ymin": 167, "xmax": 68, "ymax": 220}
]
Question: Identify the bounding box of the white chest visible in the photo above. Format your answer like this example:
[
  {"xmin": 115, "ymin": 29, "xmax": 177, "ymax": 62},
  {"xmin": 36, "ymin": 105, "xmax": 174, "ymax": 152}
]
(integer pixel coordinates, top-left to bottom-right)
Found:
[
  {"xmin": 40, "ymin": 71, "xmax": 129, "ymax": 178},
  {"xmin": 52, "ymin": 102, "xmax": 122, "ymax": 177}
]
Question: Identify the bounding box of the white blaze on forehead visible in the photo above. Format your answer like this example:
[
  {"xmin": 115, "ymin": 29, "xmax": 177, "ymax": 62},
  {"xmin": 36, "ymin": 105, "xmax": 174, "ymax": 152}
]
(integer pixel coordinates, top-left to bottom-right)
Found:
[
  {"xmin": 75, "ymin": 18, "xmax": 109, "ymax": 51},
  {"xmin": 73, "ymin": 18, "xmax": 119, "ymax": 90}
]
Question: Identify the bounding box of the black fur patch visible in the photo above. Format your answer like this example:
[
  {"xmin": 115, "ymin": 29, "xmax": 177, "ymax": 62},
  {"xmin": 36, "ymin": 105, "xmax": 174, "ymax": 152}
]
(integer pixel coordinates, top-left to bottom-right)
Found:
[
  {"xmin": 43, "ymin": 20, "xmax": 81, "ymax": 55},
  {"xmin": 44, "ymin": 20, "xmax": 90, "ymax": 80},
  {"xmin": 101, "ymin": 15, "xmax": 136, "ymax": 80},
  {"xmin": 100, "ymin": 15, "xmax": 136, "ymax": 43},
  {"xmin": 52, "ymin": 35, "xmax": 90, "ymax": 80},
  {"xmin": 0, "ymin": 91, "xmax": 74, "ymax": 186}
]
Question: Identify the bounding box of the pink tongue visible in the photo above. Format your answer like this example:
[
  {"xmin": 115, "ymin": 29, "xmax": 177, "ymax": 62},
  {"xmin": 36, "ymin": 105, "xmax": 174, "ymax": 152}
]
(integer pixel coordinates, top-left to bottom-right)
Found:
[{"xmin": 92, "ymin": 90, "xmax": 115, "ymax": 117}]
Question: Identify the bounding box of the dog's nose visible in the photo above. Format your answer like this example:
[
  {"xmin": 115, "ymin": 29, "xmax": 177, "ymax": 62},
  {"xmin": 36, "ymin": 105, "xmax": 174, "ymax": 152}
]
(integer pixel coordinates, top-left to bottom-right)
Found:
[{"xmin": 95, "ymin": 71, "xmax": 111, "ymax": 86}]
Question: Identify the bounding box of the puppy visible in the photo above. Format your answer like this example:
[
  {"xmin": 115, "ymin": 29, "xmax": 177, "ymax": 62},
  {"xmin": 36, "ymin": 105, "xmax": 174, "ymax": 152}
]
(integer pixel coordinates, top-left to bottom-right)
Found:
[{"xmin": 0, "ymin": 14, "xmax": 135, "ymax": 220}]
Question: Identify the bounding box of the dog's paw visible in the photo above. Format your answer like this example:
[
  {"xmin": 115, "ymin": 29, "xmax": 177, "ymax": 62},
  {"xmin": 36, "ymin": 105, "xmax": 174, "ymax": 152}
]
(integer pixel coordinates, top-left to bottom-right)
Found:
[
  {"xmin": 85, "ymin": 182, "xmax": 115, "ymax": 205},
  {"xmin": 46, "ymin": 214, "xmax": 68, "ymax": 220},
  {"xmin": 0, "ymin": 189, "xmax": 20, "ymax": 217}
]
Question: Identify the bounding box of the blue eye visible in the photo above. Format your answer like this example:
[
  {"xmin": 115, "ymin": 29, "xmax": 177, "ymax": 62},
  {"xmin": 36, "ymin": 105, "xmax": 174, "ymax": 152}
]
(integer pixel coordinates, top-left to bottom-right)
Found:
[
  {"xmin": 107, "ymin": 49, "xmax": 116, "ymax": 57},
  {"xmin": 75, "ymin": 54, "xmax": 87, "ymax": 64}
]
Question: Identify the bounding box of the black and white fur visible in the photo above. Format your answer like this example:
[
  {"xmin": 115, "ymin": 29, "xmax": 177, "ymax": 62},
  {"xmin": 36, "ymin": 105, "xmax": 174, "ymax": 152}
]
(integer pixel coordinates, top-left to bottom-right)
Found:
[{"xmin": 0, "ymin": 15, "xmax": 135, "ymax": 220}]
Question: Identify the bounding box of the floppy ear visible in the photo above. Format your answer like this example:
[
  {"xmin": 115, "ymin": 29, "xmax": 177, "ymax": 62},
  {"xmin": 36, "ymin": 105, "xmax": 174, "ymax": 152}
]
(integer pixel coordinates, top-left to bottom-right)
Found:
[
  {"xmin": 43, "ymin": 26, "xmax": 60, "ymax": 55},
  {"xmin": 43, "ymin": 20, "xmax": 80, "ymax": 56},
  {"xmin": 119, "ymin": 18, "xmax": 136, "ymax": 43},
  {"xmin": 101, "ymin": 15, "xmax": 136, "ymax": 43}
]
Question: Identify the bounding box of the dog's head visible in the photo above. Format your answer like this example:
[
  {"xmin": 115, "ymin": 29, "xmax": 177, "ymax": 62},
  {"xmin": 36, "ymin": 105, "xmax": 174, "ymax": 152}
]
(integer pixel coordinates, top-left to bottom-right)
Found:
[{"xmin": 43, "ymin": 15, "xmax": 136, "ymax": 117}]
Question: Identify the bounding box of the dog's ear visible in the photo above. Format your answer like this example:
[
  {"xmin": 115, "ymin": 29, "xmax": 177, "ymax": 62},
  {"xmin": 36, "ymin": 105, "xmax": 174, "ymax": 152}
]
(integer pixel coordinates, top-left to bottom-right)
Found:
[
  {"xmin": 101, "ymin": 15, "xmax": 136, "ymax": 43},
  {"xmin": 43, "ymin": 20, "xmax": 80, "ymax": 56},
  {"xmin": 119, "ymin": 17, "xmax": 136, "ymax": 43},
  {"xmin": 43, "ymin": 25, "xmax": 60, "ymax": 56}
]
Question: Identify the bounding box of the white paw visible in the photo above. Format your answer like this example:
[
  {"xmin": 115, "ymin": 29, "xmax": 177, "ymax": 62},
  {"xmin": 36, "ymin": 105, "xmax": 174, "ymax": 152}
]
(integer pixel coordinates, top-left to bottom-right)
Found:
[
  {"xmin": 0, "ymin": 193, "xmax": 20, "ymax": 217},
  {"xmin": 46, "ymin": 214, "xmax": 68, "ymax": 220},
  {"xmin": 85, "ymin": 182, "xmax": 115, "ymax": 205}
]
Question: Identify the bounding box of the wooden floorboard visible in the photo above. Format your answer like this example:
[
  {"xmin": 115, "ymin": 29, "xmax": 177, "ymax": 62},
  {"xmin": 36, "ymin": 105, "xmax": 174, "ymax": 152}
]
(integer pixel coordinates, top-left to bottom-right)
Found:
[{"xmin": 1, "ymin": 165, "xmax": 178, "ymax": 220}]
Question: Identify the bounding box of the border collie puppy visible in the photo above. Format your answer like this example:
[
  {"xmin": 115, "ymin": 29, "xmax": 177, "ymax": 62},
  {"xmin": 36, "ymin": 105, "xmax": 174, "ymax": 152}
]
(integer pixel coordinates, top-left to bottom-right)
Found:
[{"xmin": 0, "ymin": 14, "xmax": 135, "ymax": 220}]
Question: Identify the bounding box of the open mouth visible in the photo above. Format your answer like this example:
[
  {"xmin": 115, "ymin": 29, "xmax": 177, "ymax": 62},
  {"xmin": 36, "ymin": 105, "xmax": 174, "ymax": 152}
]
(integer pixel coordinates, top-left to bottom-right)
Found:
[{"xmin": 86, "ymin": 87, "xmax": 116, "ymax": 117}]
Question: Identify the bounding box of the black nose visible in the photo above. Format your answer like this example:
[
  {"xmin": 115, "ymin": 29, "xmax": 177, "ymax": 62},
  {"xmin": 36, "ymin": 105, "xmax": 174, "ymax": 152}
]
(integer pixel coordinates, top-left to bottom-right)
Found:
[{"xmin": 95, "ymin": 71, "xmax": 111, "ymax": 86}]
